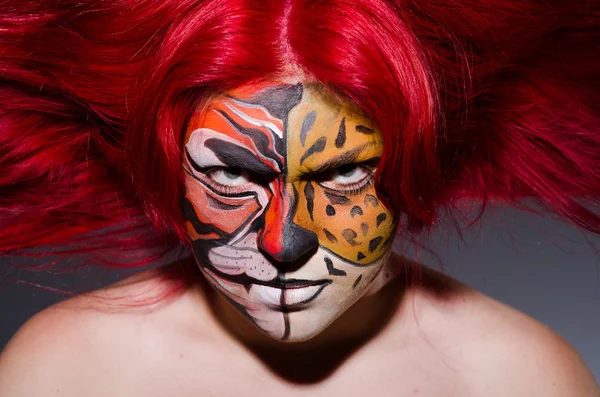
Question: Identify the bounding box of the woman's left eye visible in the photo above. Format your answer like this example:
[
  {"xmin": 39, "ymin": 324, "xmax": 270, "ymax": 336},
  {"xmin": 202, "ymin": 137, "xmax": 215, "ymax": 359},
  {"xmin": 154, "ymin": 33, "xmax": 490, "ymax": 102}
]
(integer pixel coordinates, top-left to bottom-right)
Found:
[
  {"xmin": 319, "ymin": 164, "xmax": 374, "ymax": 192},
  {"xmin": 332, "ymin": 164, "xmax": 368, "ymax": 183}
]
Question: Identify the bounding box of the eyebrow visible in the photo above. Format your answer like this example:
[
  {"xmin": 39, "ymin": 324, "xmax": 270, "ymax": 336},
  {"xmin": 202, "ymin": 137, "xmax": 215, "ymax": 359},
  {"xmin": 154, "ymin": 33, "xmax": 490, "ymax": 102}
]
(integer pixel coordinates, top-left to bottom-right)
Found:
[
  {"xmin": 191, "ymin": 138, "xmax": 278, "ymax": 176},
  {"xmin": 305, "ymin": 143, "xmax": 380, "ymax": 174}
]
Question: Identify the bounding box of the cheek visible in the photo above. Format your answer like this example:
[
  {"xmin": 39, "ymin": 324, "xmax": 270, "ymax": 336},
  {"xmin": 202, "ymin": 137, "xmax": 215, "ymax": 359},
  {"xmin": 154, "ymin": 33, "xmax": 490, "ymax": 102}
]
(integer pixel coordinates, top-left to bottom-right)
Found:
[
  {"xmin": 183, "ymin": 176, "xmax": 261, "ymax": 239},
  {"xmin": 294, "ymin": 182, "xmax": 396, "ymax": 264}
]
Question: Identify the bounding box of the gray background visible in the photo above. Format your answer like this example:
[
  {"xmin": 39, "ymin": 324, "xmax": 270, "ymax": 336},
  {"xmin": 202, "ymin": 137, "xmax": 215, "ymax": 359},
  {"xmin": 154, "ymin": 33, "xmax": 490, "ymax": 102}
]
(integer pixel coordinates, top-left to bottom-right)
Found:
[{"xmin": 1, "ymin": 206, "xmax": 599, "ymax": 382}]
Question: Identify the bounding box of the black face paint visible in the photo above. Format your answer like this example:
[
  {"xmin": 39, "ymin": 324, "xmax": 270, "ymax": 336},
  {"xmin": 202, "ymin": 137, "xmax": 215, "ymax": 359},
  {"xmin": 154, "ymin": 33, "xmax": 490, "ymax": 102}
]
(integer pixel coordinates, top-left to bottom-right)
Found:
[
  {"xmin": 335, "ymin": 117, "xmax": 347, "ymax": 148},
  {"xmin": 325, "ymin": 257, "xmax": 347, "ymax": 276}
]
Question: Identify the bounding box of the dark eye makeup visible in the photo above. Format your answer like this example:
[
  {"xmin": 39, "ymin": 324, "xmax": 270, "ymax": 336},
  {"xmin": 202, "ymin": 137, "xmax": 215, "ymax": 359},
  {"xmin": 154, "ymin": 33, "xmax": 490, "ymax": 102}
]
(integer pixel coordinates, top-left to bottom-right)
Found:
[
  {"xmin": 315, "ymin": 163, "xmax": 376, "ymax": 195},
  {"xmin": 187, "ymin": 147, "xmax": 378, "ymax": 196}
]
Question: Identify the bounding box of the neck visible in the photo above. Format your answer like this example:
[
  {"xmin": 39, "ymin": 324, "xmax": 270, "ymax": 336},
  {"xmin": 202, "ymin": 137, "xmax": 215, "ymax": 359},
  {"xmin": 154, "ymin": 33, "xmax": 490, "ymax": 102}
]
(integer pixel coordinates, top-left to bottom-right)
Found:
[{"xmin": 183, "ymin": 254, "xmax": 422, "ymax": 383}]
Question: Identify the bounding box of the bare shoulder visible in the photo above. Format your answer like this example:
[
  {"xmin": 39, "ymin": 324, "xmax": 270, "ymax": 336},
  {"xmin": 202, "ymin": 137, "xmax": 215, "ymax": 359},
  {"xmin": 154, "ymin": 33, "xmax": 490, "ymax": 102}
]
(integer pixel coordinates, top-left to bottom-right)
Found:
[
  {"xmin": 410, "ymin": 267, "xmax": 600, "ymax": 397},
  {"xmin": 0, "ymin": 265, "xmax": 206, "ymax": 397},
  {"xmin": 460, "ymin": 291, "xmax": 600, "ymax": 396},
  {"xmin": 0, "ymin": 296, "xmax": 106, "ymax": 396}
]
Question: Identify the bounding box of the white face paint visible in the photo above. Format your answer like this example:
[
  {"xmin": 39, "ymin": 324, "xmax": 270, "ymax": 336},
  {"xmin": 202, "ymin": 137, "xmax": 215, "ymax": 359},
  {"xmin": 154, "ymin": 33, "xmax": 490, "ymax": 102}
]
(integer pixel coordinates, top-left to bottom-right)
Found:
[{"xmin": 182, "ymin": 83, "xmax": 397, "ymax": 341}]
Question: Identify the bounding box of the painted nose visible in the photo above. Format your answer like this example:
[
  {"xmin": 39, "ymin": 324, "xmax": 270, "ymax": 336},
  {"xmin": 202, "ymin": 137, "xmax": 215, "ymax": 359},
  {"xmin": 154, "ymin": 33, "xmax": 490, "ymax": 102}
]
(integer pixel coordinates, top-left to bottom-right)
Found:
[
  {"xmin": 257, "ymin": 184, "xmax": 318, "ymax": 263},
  {"xmin": 258, "ymin": 220, "xmax": 319, "ymax": 263}
]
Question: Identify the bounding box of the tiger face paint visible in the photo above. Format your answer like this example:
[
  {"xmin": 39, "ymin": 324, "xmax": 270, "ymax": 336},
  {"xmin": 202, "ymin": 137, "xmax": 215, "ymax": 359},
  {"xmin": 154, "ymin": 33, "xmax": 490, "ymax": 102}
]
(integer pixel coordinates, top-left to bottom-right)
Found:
[{"xmin": 182, "ymin": 83, "xmax": 397, "ymax": 341}]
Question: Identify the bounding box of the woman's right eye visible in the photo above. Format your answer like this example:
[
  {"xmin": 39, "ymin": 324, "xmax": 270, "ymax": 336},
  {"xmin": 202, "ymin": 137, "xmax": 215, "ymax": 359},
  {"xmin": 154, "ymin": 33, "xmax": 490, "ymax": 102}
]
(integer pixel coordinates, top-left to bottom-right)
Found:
[
  {"xmin": 201, "ymin": 167, "xmax": 256, "ymax": 196},
  {"xmin": 208, "ymin": 168, "xmax": 249, "ymax": 186}
]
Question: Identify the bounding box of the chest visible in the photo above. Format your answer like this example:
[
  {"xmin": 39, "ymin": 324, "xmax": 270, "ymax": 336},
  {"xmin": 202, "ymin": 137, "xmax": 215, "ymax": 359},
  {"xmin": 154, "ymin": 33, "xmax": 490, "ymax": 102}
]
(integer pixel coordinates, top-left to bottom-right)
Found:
[{"xmin": 129, "ymin": 345, "xmax": 472, "ymax": 397}]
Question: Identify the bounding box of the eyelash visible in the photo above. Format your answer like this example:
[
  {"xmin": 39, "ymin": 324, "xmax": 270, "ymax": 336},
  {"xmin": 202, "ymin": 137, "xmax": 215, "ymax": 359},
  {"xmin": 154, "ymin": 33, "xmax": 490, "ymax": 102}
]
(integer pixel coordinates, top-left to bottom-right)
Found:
[
  {"xmin": 203, "ymin": 171, "xmax": 243, "ymax": 195},
  {"xmin": 339, "ymin": 175, "xmax": 375, "ymax": 195},
  {"xmin": 314, "ymin": 163, "xmax": 376, "ymax": 194},
  {"xmin": 188, "ymin": 165, "xmax": 256, "ymax": 197}
]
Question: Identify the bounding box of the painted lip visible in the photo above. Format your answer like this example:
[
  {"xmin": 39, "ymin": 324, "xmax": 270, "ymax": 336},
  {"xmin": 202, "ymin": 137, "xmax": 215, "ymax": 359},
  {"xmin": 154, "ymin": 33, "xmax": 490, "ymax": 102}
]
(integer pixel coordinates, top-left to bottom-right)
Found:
[
  {"xmin": 204, "ymin": 265, "xmax": 332, "ymax": 310},
  {"xmin": 251, "ymin": 281, "xmax": 331, "ymax": 312},
  {"xmin": 205, "ymin": 264, "xmax": 331, "ymax": 289},
  {"xmin": 264, "ymin": 278, "xmax": 331, "ymax": 289}
]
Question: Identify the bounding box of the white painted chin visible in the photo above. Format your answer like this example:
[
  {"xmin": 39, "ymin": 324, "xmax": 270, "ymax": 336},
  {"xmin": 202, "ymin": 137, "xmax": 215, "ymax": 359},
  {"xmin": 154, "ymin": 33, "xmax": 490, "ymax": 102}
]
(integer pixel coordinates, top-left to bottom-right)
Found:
[{"xmin": 200, "ymin": 244, "xmax": 393, "ymax": 342}]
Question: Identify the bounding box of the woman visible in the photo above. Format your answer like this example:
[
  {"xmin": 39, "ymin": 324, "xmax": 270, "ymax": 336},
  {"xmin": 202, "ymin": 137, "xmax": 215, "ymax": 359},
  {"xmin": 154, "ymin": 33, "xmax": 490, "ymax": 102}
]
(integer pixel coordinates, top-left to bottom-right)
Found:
[{"xmin": 1, "ymin": 0, "xmax": 599, "ymax": 395}]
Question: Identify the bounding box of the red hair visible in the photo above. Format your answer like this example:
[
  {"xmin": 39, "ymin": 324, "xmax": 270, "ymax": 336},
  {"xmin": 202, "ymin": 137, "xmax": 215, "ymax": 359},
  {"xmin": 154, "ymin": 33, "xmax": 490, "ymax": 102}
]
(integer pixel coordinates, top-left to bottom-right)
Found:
[{"xmin": 1, "ymin": 0, "xmax": 599, "ymax": 268}]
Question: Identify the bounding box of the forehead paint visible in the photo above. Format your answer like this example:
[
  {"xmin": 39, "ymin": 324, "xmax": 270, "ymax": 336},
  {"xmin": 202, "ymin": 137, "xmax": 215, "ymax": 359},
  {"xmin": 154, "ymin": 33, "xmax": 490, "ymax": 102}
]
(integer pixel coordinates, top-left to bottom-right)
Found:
[{"xmin": 182, "ymin": 83, "xmax": 397, "ymax": 341}]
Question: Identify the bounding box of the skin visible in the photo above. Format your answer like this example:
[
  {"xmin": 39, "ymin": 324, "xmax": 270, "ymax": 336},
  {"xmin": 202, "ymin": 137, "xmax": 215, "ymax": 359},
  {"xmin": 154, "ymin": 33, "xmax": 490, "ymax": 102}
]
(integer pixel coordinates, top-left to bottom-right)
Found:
[{"xmin": 182, "ymin": 82, "xmax": 396, "ymax": 341}]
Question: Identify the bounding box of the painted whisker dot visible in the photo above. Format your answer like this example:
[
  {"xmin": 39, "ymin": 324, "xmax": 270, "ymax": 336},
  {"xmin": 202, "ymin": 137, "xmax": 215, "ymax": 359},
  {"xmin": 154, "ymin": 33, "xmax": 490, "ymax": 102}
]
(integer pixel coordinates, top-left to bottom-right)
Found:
[
  {"xmin": 376, "ymin": 213, "xmax": 387, "ymax": 227},
  {"xmin": 325, "ymin": 191, "xmax": 351, "ymax": 205},
  {"xmin": 368, "ymin": 236, "xmax": 383, "ymax": 252},
  {"xmin": 360, "ymin": 223, "xmax": 369, "ymax": 236},
  {"xmin": 323, "ymin": 228, "xmax": 338, "ymax": 243},
  {"xmin": 350, "ymin": 206, "xmax": 363, "ymax": 217},
  {"xmin": 342, "ymin": 229, "xmax": 360, "ymax": 246},
  {"xmin": 364, "ymin": 194, "xmax": 379, "ymax": 207},
  {"xmin": 326, "ymin": 205, "xmax": 336, "ymax": 216},
  {"xmin": 325, "ymin": 257, "xmax": 347, "ymax": 276},
  {"xmin": 352, "ymin": 274, "xmax": 363, "ymax": 289}
]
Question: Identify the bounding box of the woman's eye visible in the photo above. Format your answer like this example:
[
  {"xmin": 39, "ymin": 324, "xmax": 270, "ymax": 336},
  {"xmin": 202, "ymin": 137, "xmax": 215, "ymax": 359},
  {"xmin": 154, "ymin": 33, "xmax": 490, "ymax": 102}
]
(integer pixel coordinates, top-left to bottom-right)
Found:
[
  {"xmin": 332, "ymin": 164, "xmax": 369, "ymax": 183},
  {"xmin": 195, "ymin": 167, "xmax": 258, "ymax": 196},
  {"xmin": 335, "ymin": 164, "xmax": 362, "ymax": 179},
  {"xmin": 319, "ymin": 164, "xmax": 374, "ymax": 193},
  {"xmin": 209, "ymin": 168, "xmax": 249, "ymax": 186}
]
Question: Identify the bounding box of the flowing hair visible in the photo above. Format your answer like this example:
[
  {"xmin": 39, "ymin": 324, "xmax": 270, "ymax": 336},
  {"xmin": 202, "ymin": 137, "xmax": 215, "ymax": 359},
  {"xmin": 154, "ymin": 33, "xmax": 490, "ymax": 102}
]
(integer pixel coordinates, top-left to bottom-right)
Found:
[{"xmin": 1, "ymin": 0, "xmax": 599, "ymax": 275}]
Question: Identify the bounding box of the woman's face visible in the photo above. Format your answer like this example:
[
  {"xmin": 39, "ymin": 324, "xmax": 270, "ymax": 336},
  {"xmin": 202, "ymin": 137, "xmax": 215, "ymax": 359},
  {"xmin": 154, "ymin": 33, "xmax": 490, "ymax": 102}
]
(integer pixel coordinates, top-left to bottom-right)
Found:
[{"xmin": 182, "ymin": 83, "xmax": 397, "ymax": 341}]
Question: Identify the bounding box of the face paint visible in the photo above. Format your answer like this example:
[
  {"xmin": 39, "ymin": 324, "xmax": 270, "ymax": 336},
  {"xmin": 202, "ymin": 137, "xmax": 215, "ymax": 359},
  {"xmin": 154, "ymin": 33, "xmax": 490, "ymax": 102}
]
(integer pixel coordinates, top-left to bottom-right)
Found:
[{"xmin": 182, "ymin": 83, "xmax": 397, "ymax": 341}]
